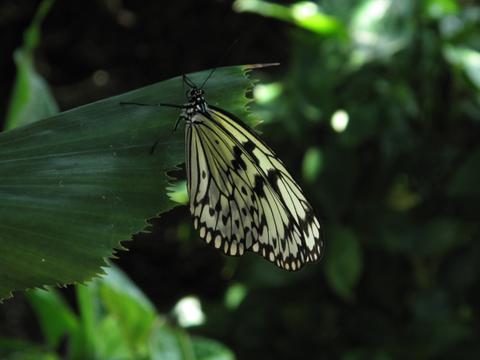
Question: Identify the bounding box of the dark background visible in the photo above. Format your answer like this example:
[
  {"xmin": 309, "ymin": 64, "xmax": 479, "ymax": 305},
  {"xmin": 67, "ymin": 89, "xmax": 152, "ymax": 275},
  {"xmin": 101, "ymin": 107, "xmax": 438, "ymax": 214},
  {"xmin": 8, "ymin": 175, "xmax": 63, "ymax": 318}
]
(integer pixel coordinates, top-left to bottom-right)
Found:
[
  {"xmin": 2, "ymin": 0, "xmax": 480, "ymax": 359},
  {"xmin": 0, "ymin": 0, "xmax": 285, "ymax": 114}
]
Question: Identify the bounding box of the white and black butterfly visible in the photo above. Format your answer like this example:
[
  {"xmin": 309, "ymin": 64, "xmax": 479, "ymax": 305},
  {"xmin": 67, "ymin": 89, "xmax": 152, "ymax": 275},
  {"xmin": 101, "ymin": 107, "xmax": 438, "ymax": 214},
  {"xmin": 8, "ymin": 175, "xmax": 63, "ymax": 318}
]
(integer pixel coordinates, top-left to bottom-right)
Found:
[{"xmin": 125, "ymin": 72, "xmax": 324, "ymax": 270}]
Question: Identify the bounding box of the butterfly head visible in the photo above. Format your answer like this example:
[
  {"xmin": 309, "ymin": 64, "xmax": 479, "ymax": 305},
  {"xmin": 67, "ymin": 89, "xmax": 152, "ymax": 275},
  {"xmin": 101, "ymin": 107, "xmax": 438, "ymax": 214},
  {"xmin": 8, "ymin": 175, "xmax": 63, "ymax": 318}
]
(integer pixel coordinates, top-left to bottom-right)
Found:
[
  {"xmin": 186, "ymin": 87, "xmax": 205, "ymax": 101},
  {"xmin": 186, "ymin": 87, "xmax": 207, "ymax": 113}
]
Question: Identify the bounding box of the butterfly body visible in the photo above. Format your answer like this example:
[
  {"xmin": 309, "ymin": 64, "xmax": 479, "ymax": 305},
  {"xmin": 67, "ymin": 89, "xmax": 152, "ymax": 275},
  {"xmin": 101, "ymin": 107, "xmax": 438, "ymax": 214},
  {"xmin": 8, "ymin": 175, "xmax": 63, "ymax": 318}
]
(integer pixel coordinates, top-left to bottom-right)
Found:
[{"xmin": 180, "ymin": 84, "xmax": 324, "ymax": 271}]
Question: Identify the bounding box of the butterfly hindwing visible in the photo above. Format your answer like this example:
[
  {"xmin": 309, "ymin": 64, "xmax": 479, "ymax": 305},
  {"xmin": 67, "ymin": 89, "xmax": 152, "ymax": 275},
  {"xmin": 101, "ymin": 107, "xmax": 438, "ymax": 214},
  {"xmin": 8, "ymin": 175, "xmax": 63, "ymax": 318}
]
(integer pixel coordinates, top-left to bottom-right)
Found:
[{"xmin": 186, "ymin": 106, "xmax": 323, "ymax": 270}]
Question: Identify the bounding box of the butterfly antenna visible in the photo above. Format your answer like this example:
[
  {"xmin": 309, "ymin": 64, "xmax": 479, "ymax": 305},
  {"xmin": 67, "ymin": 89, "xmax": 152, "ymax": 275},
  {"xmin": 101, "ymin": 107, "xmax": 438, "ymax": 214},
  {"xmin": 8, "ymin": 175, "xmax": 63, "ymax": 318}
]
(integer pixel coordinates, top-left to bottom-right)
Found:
[
  {"xmin": 200, "ymin": 38, "xmax": 240, "ymax": 90},
  {"xmin": 183, "ymin": 74, "xmax": 198, "ymax": 88}
]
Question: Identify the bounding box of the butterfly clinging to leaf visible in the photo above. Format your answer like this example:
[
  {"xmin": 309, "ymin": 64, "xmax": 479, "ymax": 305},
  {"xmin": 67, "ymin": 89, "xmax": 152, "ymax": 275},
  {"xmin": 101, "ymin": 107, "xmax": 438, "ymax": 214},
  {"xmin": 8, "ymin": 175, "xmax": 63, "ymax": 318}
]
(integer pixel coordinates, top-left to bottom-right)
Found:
[{"xmin": 125, "ymin": 68, "xmax": 324, "ymax": 270}]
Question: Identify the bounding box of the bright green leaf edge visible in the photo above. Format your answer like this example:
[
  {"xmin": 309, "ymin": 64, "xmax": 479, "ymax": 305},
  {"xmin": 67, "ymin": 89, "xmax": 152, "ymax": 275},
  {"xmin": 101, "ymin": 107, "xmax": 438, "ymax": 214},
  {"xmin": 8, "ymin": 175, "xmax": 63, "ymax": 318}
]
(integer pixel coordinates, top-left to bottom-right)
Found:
[{"xmin": 0, "ymin": 64, "xmax": 260, "ymax": 301}]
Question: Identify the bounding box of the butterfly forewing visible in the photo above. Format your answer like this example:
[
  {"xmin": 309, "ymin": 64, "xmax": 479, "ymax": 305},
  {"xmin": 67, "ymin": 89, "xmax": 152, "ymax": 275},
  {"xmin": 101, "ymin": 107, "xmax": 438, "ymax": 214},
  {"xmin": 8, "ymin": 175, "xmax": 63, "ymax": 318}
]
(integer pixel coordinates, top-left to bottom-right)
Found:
[{"xmin": 186, "ymin": 106, "xmax": 323, "ymax": 270}]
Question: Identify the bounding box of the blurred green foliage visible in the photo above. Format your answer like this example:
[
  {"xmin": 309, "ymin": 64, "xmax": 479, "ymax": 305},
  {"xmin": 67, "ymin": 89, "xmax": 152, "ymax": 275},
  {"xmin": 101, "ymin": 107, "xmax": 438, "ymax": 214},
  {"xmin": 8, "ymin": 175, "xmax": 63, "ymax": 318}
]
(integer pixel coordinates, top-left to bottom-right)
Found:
[
  {"xmin": 0, "ymin": 266, "xmax": 234, "ymax": 360},
  {"xmin": 221, "ymin": 0, "xmax": 480, "ymax": 358}
]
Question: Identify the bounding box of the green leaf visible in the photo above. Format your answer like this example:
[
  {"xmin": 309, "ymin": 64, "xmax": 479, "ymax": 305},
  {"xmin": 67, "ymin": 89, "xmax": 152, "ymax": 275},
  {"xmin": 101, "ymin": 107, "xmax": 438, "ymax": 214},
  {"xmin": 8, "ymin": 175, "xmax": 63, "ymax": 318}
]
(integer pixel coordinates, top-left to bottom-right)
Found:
[
  {"xmin": 75, "ymin": 283, "xmax": 99, "ymax": 359},
  {"xmin": 444, "ymin": 45, "xmax": 480, "ymax": 90},
  {"xmin": 26, "ymin": 288, "xmax": 79, "ymax": 349},
  {"xmin": 4, "ymin": 0, "xmax": 58, "ymax": 130},
  {"xmin": 150, "ymin": 326, "xmax": 237, "ymax": 360},
  {"xmin": 324, "ymin": 226, "xmax": 363, "ymax": 301},
  {"xmin": 94, "ymin": 315, "xmax": 131, "ymax": 359},
  {"xmin": 167, "ymin": 180, "xmax": 189, "ymax": 205},
  {"xmin": 0, "ymin": 64, "xmax": 256, "ymax": 301},
  {"xmin": 97, "ymin": 265, "xmax": 157, "ymax": 355},
  {"xmin": 149, "ymin": 324, "xmax": 195, "ymax": 360},
  {"xmin": 302, "ymin": 147, "xmax": 323, "ymax": 183},
  {"xmin": 192, "ymin": 336, "xmax": 236, "ymax": 360},
  {"xmin": 349, "ymin": 0, "xmax": 412, "ymax": 67},
  {"xmin": 233, "ymin": 0, "xmax": 345, "ymax": 36}
]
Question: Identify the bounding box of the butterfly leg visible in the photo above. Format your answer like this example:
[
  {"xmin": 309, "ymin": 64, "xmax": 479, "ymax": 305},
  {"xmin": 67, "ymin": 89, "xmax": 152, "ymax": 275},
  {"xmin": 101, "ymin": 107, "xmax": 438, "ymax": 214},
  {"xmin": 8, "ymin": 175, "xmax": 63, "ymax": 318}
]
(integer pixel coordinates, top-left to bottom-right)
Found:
[
  {"xmin": 120, "ymin": 101, "xmax": 186, "ymax": 109},
  {"xmin": 149, "ymin": 139, "xmax": 161, "ymax": 154},
  {"xmin": 174, "ymin": 114, "xmax": 188, "ymax": 132},
  {"xmin": 150, "ymin": 114, "xmax": 187, "ymax": 155}
]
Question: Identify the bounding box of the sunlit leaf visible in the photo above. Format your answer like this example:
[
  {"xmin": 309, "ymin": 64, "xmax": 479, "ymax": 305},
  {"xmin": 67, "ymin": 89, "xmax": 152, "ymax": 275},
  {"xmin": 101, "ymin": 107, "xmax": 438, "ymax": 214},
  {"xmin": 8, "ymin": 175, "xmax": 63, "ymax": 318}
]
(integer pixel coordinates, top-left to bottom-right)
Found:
[
  {"xmin": 349, "ymin": 0, "xmax": 412, "ymax": 66},
  {"xmin": 233, "ymin": 0, "xmax": 345, "ymax": 36},
  {"xmin": 444, "ymin": 45, "xmax": 480, "ymax": 89},
  {"xmin": 167, "ymin": 180, "xmax": 188, "ymax": 205}
]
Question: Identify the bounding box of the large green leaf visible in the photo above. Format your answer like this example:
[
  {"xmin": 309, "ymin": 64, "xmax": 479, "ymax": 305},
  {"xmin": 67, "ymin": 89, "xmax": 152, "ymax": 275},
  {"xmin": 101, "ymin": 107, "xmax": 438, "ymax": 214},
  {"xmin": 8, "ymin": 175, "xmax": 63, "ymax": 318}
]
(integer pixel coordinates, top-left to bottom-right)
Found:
[{"xmin": 0, "ymin": 65, "xmax": 257, "ymax": 301}]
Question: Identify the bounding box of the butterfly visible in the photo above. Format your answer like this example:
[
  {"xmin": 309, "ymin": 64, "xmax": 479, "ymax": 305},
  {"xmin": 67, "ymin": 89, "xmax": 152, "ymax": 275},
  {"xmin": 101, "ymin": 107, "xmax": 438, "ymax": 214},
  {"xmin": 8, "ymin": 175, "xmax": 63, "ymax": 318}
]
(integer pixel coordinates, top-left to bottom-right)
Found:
[{"xmin": 124, "ymin": 71, "xmax": 324, "ymax": 270}]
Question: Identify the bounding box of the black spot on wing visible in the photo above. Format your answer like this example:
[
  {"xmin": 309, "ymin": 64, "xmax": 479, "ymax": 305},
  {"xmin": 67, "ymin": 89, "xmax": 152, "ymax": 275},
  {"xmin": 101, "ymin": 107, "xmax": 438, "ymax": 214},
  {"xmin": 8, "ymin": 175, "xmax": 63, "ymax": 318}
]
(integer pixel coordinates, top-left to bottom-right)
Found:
[
  {"xmin": 242, "ymin": 140, "xmax": 255, "ymax": 152},
  {"xmin": 266, "ymin": 169, "xmax": 280, "ymax": 192},
  {"xmin": 253, "ymin": 175, "xmax": 265, "ymax": 197},
  {"xmin": 221, "ymin": 215, "xmax": 229, "ymax": 225},
  {"xmin": 231, "ymin": 146, "xmax": 247, "ymax": 170}
]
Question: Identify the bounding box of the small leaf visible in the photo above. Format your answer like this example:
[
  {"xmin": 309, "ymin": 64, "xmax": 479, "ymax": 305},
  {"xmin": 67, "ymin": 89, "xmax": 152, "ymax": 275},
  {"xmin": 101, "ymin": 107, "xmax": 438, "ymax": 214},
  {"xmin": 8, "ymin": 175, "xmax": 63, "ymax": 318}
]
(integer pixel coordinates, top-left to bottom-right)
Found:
[
  {"xmin": 167, "ymin": 180, "xmax": 189, "ymax": 205},
  {"xmin": 324, "ymin": 226, "xmax": 363, "ymax": 301},
  {"xmin": 302, "ymin": 147, "xmax": 323, "ymax": 183},
  {"xmin": 4, "ymin": 0, "xmax": 57, "ymax": 130}
]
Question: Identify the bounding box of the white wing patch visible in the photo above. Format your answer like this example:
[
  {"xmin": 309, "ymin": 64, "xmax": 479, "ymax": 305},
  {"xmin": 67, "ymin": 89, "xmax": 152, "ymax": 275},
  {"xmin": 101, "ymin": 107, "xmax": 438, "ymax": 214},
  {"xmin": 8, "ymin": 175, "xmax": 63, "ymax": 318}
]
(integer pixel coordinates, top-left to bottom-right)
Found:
[{"xmin": 186, "ymin": 106, "xmax": 323, "ymax": 271}]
